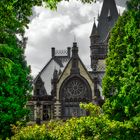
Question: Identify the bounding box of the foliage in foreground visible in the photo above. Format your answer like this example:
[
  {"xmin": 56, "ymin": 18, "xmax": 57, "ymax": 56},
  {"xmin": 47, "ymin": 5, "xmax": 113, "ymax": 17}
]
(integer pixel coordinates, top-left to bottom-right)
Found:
[
  {"xmin": 11, "ymin": 103, "xmax": 140, "ymax": 140},
  {"xmin": 11, "ymin": 124, "xmax": 53, "ymax": 140},
  {"xmin": 0, "ymin": 44, "xmax": 32, "ymax": 138}
]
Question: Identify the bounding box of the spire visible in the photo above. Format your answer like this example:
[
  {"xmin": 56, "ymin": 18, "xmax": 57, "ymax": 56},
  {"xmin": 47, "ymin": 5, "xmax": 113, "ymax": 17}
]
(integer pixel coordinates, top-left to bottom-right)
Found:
[
  {"xmin": 71, "ymin": 42, "xmax": 79, "ymax": 74},
  {"xmin": 72, "ymin": 42, "xmax": 78, "ymax": 58},
  {"xmin": 90, "ymin": 17, "xmax": 98, "ymax": 36},
  {"xmin": 98, "ymin": 0, "xmax": 118, "ymax": 42},
  {"xmin": 90, "ymin": 17, "xmax": 99, "ymax": 44}
]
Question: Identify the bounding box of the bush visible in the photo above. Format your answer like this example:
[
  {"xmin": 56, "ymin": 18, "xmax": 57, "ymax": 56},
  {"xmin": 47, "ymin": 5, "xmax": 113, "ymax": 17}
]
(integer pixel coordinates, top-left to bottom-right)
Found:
[
  {"xmin": 10, "ymin": 103, "xmax": 140, "ymax": 140},
  {"xmin": 11, "ymin": 124, "xmax": 53, "ymax": 140}
]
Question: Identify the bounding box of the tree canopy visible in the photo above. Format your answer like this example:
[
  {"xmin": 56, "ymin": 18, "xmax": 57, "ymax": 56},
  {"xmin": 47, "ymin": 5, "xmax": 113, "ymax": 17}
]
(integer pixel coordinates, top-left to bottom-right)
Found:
[
  {"xmin": 0, "ymin": 0, "xmax": 95, "ymax": 138},
  {"xmin": 103, "ymin": 0, "xmax": 140, "ymax": 122},
  {"xmin": 0, "ymin": 0, "xmax": 50, "ymax": 138}
]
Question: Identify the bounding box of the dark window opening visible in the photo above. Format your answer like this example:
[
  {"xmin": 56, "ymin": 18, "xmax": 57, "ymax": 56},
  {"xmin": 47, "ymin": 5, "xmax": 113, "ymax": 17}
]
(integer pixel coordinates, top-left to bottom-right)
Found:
[
  {"xmin": 43, "ymin": 105, "xmax": 51, "ymax": 121},
  {"xmin": 36, "ymin": 89, "xmax": 40, "ymax": 95}
]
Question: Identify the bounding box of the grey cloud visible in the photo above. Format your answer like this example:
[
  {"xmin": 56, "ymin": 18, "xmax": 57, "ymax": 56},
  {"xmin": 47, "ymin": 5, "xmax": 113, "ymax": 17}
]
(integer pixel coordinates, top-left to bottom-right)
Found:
[{"xmin": 25, "ymin": 0, "xmax": 126, "ymax": 77}]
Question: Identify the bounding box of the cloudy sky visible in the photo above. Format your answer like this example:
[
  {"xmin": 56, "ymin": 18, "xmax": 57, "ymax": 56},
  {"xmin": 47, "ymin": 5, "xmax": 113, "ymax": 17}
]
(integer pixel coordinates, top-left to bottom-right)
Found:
[{"xmin": 25, "ymin": 0, "xmax": 127, "ymax": 77}]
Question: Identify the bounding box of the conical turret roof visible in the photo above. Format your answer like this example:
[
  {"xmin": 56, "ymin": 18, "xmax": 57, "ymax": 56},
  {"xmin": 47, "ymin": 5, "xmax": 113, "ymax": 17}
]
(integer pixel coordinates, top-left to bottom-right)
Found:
[
  {"xmin": 91, "ymin": 18, "xmax": 98, "ymax": 36},
  {"xmin": 98, "ymin": 0, "xmax": 118, "ymax": 42}
]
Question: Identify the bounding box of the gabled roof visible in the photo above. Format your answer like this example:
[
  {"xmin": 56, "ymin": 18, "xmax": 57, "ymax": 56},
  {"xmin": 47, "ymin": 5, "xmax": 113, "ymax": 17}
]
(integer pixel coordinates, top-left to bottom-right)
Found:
[
  {"xmin": 58, "ymin": 42, "xmax": 93, "ymax": 83},
  {"xmin": 34, "ymin": 56, "xmax": 69, "ymax": 83},
  {"xmin": 54, "ymin": 57, "xmax": 63, "ymax": 67},
  {"xmin": 33, "ymin": 47, "xmax": 71, "ymax": 95},
  {"xmin": 98, "ymin": 0, "xmax": 118, "ymax": 42},
  {"xmin": 34, "ymin": 58, "xmax": 52, "ymax": 83},
  {"xmin": 57, "ymin": 56, "xmax": 93, "ymax": 83}
]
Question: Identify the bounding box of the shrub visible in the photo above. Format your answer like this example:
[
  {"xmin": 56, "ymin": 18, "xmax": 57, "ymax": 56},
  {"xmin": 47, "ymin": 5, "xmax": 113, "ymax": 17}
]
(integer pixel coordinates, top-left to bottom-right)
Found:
[
  {"xmin": 11, "ymin": 103, "xmax": 140, "ymax": 140},
  {"xmin": 11, "ymin": 124, "xmax": 53, "ymax": 140}
]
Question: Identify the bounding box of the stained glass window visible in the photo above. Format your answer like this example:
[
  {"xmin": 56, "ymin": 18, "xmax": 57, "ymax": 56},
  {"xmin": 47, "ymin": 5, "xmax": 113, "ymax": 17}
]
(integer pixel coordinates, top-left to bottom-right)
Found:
[{"xmin": 60, "ymin": 77, "xmax": 92, "ymax": 119}]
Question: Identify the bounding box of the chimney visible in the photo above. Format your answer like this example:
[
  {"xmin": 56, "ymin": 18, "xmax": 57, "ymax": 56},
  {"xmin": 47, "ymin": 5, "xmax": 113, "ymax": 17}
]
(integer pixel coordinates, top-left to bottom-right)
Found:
[{"xmin": 51, "ymin": 47, "xmax": 55, "ymax": 58}]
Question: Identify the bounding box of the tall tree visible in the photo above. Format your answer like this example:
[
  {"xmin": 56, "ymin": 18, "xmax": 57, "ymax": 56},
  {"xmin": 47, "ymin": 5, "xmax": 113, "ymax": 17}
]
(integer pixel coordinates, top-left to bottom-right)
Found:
[
  {"xmin": 0, "ymin": 0, "xmax": 95, "ymax": 138},
  {"xmin": 0, "ymin": 0, "xmax": 34, "ymax": 138},
  {"xmin": 103, "ymin": 0, "xmax": 140, "ymax": 122},
  {"xmin": 0, "ymin": 0, "xmax": 59, "ymax": 138}
]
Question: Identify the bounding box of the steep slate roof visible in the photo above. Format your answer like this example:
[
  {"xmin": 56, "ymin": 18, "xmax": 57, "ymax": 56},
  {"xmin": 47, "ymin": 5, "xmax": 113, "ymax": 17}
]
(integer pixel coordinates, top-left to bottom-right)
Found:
[
  {"xmin": 34, "ymin": 47, "xmax": 71, "ymax": 84},
  {"xmin": 34, "ymin": 56, "xmax": 69, "ymax": 83},
  {"xmin": 33, "ymin": 48, "xmax": 71, "ymax": 95},
  {"xmin": 97, "ymin": 0, "xmax": 118, "ymax": 42},
  {"xmin": 90, "ymin": 19, "xmax": 98, "ymax": 36}
]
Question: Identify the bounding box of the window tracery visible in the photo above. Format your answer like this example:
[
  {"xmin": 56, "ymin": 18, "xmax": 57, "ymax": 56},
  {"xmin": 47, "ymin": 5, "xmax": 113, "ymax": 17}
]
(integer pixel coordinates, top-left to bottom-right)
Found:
[
  {"xmin": 63, "ymin": 78, "xmax": 87, "ymax": 99},
  {"xmin": 60, "ymin": 77, "xmax": 92, "ymax": 118}
]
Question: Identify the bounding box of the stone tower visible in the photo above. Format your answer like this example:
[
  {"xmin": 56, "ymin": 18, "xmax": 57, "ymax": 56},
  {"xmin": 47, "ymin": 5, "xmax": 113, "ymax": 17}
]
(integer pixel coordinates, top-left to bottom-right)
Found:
[{"xmin": 90, "ymin": 0, "xmax": 119, "ymax": 105}]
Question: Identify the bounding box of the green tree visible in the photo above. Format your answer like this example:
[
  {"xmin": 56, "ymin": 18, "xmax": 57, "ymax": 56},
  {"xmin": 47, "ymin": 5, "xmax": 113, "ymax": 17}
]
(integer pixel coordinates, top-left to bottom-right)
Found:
[
  {"xmin": 0, "ymin": 0, "xmax": 95, "ymax": 138},
  {"xmin": 103, "ymin": 0, "xmax": 140, "ymax": 122},
  {"xmin": 0, "ymin": 0, "xmax": 56, "ymax": 139},
  {"xmin": 0, "ymin": 44, "xmax": 32, "ymax": 138}
]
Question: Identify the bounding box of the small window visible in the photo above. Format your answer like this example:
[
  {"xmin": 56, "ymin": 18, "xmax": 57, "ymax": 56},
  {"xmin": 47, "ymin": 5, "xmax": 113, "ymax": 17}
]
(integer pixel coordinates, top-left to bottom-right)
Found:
[
  {"xmin": 43, "ymin": 105, "xmax": 51, "ymax": 121},
  {"xmin": 36, "ymin": 89, "xmax": 40, "ymax": 95}
]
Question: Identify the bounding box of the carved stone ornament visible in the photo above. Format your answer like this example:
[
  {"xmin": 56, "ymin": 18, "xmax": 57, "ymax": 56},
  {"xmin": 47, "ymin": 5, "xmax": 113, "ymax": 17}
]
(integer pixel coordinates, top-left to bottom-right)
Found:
[{"xmin": 62, "ymin": 77, "xmax": 89, "ymax": 100}]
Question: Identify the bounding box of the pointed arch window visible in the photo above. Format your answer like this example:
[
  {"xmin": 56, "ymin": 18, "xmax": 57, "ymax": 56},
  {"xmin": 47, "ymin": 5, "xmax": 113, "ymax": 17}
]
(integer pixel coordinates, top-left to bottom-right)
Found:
[{"xmin": 60, "ymin": 77, "xmax": 92, "ymax": 119}]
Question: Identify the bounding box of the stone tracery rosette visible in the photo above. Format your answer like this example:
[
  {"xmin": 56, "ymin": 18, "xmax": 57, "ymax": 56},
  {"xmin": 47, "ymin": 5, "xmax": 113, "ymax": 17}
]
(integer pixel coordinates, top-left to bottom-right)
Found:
[{"xmin": 63, "ymin": 78, "xmax": 87, "ymax": 99}]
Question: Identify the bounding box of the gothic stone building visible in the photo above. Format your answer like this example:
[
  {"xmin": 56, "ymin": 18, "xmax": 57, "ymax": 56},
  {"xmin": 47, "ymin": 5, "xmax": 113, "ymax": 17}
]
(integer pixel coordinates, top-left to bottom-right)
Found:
[{"xmin": 27, "ymin": 0, "xmax": 118, "ymax": 122}]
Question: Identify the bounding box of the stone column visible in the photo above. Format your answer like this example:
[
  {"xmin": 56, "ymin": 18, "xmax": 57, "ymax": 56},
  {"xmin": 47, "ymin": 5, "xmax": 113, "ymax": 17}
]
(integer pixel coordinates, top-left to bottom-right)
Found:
[{"xmin": 54, "ymin": 100, "xmax": 61, "ymax": 119}]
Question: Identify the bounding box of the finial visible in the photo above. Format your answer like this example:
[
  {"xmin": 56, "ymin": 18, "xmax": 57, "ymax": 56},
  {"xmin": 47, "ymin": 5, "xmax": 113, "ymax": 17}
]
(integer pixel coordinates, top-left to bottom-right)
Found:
[
  {"xmin": 94, "ymin": 17, "xmax": 96, "ymax": 23},
  {"xmin": 93, "ymin": 17, "xmax": 96, "ymax": 27},
  {"xmin": 90, "ymin": 16, "xmax": 98, "ymax": 36},
  {"xmin": 73, "ymin": 34, "xmax": 77, "ymax": 48},
  {"xmin": 73, "ymin": 41, "xmax": 77, "ymax": 48},
  {"xmin": 74, "ymin": 34, "xmax": 76, "ymax": 42}
]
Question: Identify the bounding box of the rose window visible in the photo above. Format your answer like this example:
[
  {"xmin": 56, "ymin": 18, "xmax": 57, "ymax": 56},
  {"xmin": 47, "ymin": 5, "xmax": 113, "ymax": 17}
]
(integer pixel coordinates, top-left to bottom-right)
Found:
[
  {"xmin": 60, "ymin": 77, "xmax": 92, "ymax": 118},
  {"xmin": 63, "ymin": 78, "xmax": 87, "ymax": 98}
]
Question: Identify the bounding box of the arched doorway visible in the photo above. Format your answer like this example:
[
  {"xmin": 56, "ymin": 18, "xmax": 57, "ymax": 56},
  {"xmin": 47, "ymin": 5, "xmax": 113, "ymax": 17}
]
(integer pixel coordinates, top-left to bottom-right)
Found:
[{"xmin": 60, "ymin": 76, "xmax": 92, "ymax": 119}]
